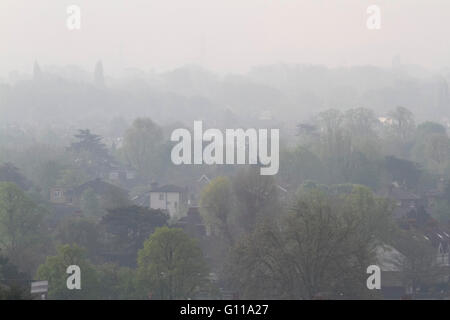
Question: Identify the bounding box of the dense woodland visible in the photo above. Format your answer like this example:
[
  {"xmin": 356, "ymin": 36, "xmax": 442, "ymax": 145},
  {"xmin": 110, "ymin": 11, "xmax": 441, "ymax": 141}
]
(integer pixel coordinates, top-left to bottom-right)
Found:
[{"xmin": 1, "ymin": 63, "xmax": 450, "ymax": 299}]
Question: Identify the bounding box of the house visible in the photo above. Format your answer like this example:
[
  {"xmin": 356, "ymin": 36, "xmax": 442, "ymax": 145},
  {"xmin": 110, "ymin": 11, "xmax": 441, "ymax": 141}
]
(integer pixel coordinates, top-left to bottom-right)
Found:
[
  {"xmin": 49, "ymin": 187, "xmax": 67, "ymax": 204},
  {"xmin": 380, "ymin": 183, "xmax": 423, "ymax": 220},
  {"xmin": 107, "ymin": 166, "xmax": 137, "ymax": 186},
  {"xmin": 71, "ymin": 178, "xmax": 128, "ymax": 203},
  {"xmin": 375, "ymin": 244, "xmax": 406, "ymax": 299},
  {"xmin": 374, "ymin": 182, "xmax": 450, "ymax": 298},
  {"xmin": 149, "ymin": 184, "xmax": 187, "ymax": 219},
  {"xmin": 174, "ymin": 206, "xmax": 206, "ymax": 238},
  {"xmin": 421, "ymin": 228, "xmax": 450, "ymax": 267},
  {"xmin": 50, "ymin": 178, "xmax": 129, "ymax": 208},
  {"xmin": 375, "ymin": 226, "xmax": 450, "ymax": 299}
]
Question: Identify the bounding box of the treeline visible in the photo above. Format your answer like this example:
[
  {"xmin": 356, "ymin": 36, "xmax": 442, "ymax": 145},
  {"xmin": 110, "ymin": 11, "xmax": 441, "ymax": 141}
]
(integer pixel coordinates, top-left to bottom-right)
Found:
[{"xmin": 1, "ymin": 104, "xmax": 450, "ymax": 298}]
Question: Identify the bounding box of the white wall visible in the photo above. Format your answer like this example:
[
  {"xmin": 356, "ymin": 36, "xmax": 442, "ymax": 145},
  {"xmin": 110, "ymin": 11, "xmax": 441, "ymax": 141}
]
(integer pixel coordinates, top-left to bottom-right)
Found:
[{"xmin": 149, "ymin": 192, "xmax": 181, "ymax": 218}]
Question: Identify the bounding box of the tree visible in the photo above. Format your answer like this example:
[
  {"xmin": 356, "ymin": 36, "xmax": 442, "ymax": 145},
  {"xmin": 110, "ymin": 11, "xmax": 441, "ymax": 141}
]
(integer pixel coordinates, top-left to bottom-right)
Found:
[
  {"xmin": 0, "ymin": 253, "xmax": 30, "ymax": 300},
  {"xmin": 384, "ymin": 156, "xmax": 422, "ymax": 189},
  {"xmin": 36, "ymin": 245, "xmax": 98, "ymax": 299},
  {"xmin": 314, "ymin": 109, "xmax": 353, "ymax": 183},
  {"xmin": 68, "ymin": 129, "xmax": 113, "ymax": 175},
  {"xmin": 279, "ymin": 146, "xmax": 325, "ymax": 188},
  {"xmin": 95, "ymin": 263, "xmax": 140, "ymax": 300},
  {"xmin": 0, "ymin": 163, "xmax": 32, "ymax": 191},
  {"xmin": 388, "ymin": 106, "xmax": 415, "ymax": 142},
  {"xmin": 94, "ymin": 60, "xmax": 105, "ymax": 87},
  {"xmin": 430, "ymin": 198, "xmax": 450, "ymax": 223},
  {"xmin": 344, "ymin": 107, "xmax": 378, "ymax": 139},
  {"xmin": 392, "ymin": 230, "xmax": 442, "ymax": 297},
  {"xmin": 101, "ymin": 206, "xmax": 168, "ymax": 265},
  {"xmin": 55, "ymin": 217, "xmax": 102, "ymax": 262},
  {"xmin": 200, "ymin": 177, "xmax": 234, "ymax": 245},
  {"xmin": 70, "ymin": 130, "xmax": 109, "ymax": 159},
  {"xmin": 0, "ymin": 182, "xmax": 46, "ymax": 273},
  {"xmin": 417, "ymin": 122, "xmax": 447, "ymax": 136},
  {"xmin": 35, "ymin": 160, "xmax": 63, "ymax": 199},
  {"xmin": 122, "ymin": 118, "xmax": 163, "ymax": 179},
  {"xmin": 33, "ymin": 61, "xmax": 42, "ymax": 81},
  {"xmin": 232, "ymin": 166, "xmax": 279, "ymax": 234},
  {"xmin": 414, "ymin": 122, "xmax": 450, "ymax": 172},
  {"xmin": 80, "ymin": 187, "xmax": 104, "ymax": 219},
  {"xmin": 137, "ymin": 227, "xmax": 208, "ymax": 299},
  {"xmin": 226, "ymin": 185, "xmax": 392, "ymax": 299}
]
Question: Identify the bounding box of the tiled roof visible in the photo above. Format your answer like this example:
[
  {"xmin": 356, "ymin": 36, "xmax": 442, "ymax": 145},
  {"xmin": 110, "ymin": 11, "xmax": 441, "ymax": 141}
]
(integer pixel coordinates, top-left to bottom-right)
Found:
[{"xmin": 71, "ymin": 178, "xmax": 128, "ymax": 196}]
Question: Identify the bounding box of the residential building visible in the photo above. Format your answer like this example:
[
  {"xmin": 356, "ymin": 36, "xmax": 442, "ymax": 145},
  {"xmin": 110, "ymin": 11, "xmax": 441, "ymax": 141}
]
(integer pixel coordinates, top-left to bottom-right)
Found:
[{"xmin": 149, "ymin": 184, "xmax": 187, "ymax": 219}]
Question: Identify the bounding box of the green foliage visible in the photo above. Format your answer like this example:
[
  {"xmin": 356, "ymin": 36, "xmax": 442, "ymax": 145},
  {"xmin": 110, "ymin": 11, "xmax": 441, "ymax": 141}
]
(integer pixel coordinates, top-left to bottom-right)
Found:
[
  {"xmin": 0, "ymin": 254, "xmax": 31, "ymax": 300},
  {"xmin": 385, "ymin": 156, "xmax": 422, "ymax": 189},
  {"xmin": 430, "ymin": 199, "xmax": 450, "ymax": 223},
  {"xmin": 0, "ymin": 182, "xmax": 47, "ymax": 273},
  {"xmin": 232, "ymin": 166, "xmax": 280, "ymax": 234},
  {"xmin": 0, "ymin": 163, "xmax": 31, "ymax": 190},
  {"xmin": 279, "ymin": 146, "xmax": 325, "ymax": 188},
  {"xmin": 137, "ymin": 227, "xmax": 208, "ymax": 299},
  {"xmin": 200, "ymin": 176, "xmax": 233, "ymax": 244},
  {"xmin": 69, "ymin": 129, "xmax": 110, "ymax": 162},
  {"xmin": 55, "ymin": 217, "xmax": 102, "ymax": 261},
  {"xmin": 95, "ymin": 263, "xmax": 140, "ymax": 299},
  {"xmin": 98, "ymin": 184, "xmax": 132, "ymax": 211},
  {"xmin": 80, "ymin": 187, "xmax": 104, "ymax": 219},
  {"xmin": 392, "ymin": 229, "xmax": 442, "ymax": 296},
  {"xmin": 417, "ymin": 122, "xmax": 447, "ymax": 136},
  {"xmin": 226, "ymin": 185, "xmax": 392, "ymax": 299},
  {"xmin": 123, "ymin": 118, "xmax": 164, "ymax": 179},
  {"xmin": 101, "ymin": 206, "xmax": 168, "ymax": 260},
  {"xmin": 36, "ymin": 244, "xmax": 98, "ymax": 299}
]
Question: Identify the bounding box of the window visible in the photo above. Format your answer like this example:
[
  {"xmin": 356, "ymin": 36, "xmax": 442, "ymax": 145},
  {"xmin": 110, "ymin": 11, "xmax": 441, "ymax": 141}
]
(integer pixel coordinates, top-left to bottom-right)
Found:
[{"xmin": 159, "ymin": 193, "xmax": 164, "ymax": 200}]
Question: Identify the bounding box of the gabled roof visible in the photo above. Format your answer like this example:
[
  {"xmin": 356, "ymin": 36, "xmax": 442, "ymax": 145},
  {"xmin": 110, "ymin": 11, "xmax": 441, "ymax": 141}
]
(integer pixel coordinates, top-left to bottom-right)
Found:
[
  {"xmin": 381, "ymin": 185, "xmax": 420, "ymax": 201},
  {"xmin": 71, "ymin": 178, "xmax": 128, "ymax": 197},
  {"xmin": 131, "ymin": 193, "xmax": 150, "ymax": 207},
  {"xmin": 198, "ymin": 174, "xmax": 211, "ymax": 183},
  {"xmin": 375, "ymin": 244, "xmax": 405, "ymax": 272},
  {"xmin": 150, "ymin": 184, "xmax": 185, "ymax": 193}
]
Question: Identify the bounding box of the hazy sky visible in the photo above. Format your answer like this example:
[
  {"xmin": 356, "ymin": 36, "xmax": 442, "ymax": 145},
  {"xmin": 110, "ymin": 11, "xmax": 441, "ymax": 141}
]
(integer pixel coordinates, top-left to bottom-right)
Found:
[{"xmin": 1, "ymin": 0, "xmax": 450, "ymax": 76}]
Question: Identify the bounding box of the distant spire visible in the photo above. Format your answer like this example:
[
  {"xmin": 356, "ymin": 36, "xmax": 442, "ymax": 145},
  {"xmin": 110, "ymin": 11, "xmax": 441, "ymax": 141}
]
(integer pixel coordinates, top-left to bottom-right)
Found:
[
  {"xmin": 94, "ymin": 60, "xmax": 105, "ymax": 87},
  {"xmin": 33, "ymin": 60, "xmax": 42, "ymax": 80},
  {"xmin": 392, "ymin": 55, "xmax": 401, "ymax": 69}
]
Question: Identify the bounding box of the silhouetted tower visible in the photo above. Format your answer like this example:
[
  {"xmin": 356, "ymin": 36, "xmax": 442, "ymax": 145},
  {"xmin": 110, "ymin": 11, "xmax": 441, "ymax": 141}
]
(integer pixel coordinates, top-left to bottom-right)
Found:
[
  {"xmin": 437, "ymin": 77, "xmax": 450, "ymax": 112},
  {"xmin": 33, "ymin": 61, "xmax": 42, "ymax": 80},
  {"xmin": 94, "ymin": 60, "xmax": 105, "ymax": 87}
]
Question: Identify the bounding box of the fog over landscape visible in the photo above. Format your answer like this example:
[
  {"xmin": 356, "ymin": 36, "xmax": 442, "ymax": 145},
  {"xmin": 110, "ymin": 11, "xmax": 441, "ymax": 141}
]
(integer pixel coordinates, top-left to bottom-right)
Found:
[
  {"xmin": 1, "ymin": 1, "xmax": 450, "ymax": 301},
  {"xmin": 2, "ymin": 0, "xmax": 450, "ymax": 75}
]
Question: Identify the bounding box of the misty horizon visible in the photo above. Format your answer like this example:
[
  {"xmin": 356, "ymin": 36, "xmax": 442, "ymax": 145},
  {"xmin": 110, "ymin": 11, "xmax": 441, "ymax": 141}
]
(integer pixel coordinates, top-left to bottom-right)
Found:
[
  {"xmin": 2, "ymin": 0, "xmax": 450, "ymax": 77},
  {"xmin": 2, "ymin": 0, "xmax": 450, "ymax": 303}
]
